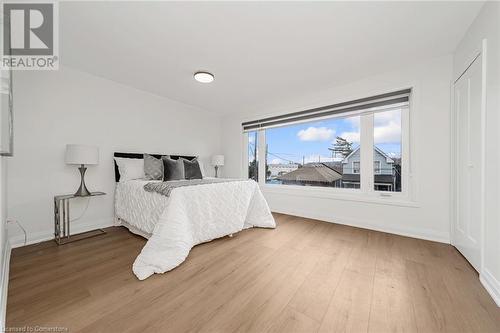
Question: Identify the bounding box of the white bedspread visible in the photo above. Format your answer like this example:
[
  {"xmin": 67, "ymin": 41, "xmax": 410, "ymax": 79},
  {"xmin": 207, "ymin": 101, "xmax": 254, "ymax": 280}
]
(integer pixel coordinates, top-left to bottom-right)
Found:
[
  {"xmin": 115, "ymin": 180, "xmax": 166, "ymax": 236},
  {"xmin": 115, "ymin": 179, "xmax": 275, "ymax": 280}
]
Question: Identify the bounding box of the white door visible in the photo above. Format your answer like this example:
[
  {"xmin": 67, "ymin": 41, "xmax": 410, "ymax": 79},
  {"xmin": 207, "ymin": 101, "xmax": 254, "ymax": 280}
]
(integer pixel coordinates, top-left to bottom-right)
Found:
[{"xmin": 453, "ymin": 54, "xmax": 483, "ymax": 272}]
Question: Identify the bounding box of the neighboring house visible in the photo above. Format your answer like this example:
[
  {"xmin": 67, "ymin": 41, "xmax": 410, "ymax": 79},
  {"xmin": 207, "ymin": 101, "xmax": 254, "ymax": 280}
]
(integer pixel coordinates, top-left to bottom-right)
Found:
[
  {"xmin": 341, "ymin": 146, "xmax": 399, "ymax": 191},
  {"xmin": 271, "ymin": 148, "xmax": 400, "ymax": 191},
  {"xmin": 276, "ymin": 163, "xmax": 342, "ymax": 187},
  {"xmin": 267, "ymin": 163, "xmax": 300, "ymax": 178}
]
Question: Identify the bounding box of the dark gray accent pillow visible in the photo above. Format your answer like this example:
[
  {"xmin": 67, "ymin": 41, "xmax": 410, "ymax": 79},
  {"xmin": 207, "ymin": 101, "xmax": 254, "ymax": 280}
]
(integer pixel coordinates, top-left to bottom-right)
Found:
[
  {"xmin": 183, "ymin": 158, "xmax": 203, "ymax": 180},
  {"xmin": 144, "ymin": 154, "xmax": 163, "ymax": 180},
  {"xmin": 162, "ymin": 156, "xmax": 185, "ymax": 181}
]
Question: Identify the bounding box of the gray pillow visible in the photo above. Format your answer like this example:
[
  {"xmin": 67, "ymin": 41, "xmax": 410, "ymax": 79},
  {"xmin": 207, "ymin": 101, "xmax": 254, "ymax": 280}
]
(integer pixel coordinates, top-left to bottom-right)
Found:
[
  {"xmin": 183, "ymin": 158, "xmax": 203, "ymax": 180},
  {"xmin": 144, "ymin": 154, "xmax": 163, "ymax": 180},
  {"xmin": 162, "ymin": 156, "xmax": 185, "ymax": 181}
]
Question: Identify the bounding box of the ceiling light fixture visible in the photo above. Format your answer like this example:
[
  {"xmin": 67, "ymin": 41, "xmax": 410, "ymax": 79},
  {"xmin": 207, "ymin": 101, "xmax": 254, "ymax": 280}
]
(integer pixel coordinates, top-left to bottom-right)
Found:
[{"xmin": 194, "ymin": 71, "xmax": 214, "ymax": 83}]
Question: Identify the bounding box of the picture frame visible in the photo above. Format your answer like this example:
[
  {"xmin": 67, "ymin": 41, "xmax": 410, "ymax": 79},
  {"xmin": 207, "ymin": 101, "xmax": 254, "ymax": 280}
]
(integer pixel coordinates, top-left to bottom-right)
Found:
[{"xmin": 0, "ymin": 10, "xmax": 13, "ymax": 157}]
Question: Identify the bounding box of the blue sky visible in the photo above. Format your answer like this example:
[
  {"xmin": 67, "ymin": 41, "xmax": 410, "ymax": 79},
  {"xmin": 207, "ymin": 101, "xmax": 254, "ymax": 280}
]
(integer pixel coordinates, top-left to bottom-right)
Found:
[{"xmin": 249, "ymin": 109, "xmax": 402, "ymax": 164}]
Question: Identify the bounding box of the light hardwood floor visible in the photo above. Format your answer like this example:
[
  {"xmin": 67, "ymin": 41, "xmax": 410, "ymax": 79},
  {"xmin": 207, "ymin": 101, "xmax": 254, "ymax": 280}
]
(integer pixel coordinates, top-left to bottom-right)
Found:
[{"xmin": 7, "ymin": 213, "xmax": 500, "ymax": 332}]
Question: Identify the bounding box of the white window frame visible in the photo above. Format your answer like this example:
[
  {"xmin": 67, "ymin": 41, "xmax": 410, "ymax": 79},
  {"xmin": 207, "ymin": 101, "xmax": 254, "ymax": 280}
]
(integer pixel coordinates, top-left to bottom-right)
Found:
[
  {"xmin": 352, "ymin": 161, "xmax": 360, "ymax": 174},
  {"xmin": 242, "ymin": 90, "xmax": 413, "ymax": 205},
  {"xmin": 245, "ymin": 130, "xmax": 260, "ymax": 181}
]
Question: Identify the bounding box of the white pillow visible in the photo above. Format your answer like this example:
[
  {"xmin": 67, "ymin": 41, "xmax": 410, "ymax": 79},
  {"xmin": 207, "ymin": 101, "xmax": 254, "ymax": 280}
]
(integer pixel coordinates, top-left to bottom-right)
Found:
[{"xmin": 114, "ymin": 157, "xmax": 145, "ymax": 182}]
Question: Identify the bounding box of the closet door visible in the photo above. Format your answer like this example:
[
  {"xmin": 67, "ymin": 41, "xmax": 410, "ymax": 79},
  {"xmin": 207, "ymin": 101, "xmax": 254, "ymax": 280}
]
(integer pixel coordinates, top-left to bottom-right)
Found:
[{"xmin": 453, "ymin": 54, "xmax": 483, "ymax": 272}]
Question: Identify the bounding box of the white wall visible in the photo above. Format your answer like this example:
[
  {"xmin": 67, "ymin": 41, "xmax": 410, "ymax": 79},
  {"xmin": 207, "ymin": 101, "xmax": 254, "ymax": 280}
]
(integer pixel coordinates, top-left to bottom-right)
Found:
[
  {"xmin": 6, "ymin": 66, "xmax": 222, "ymax": 246},
  {"xmin": 0, "ymin": 158, "xmax": 6, "ymax": 249},
  {"xmin": 0, "ymin": 158, "xmax": 6, "ymax": 251},
  {"xmin": 454, "ymin": 1, "xmax": 500, "ymax": 305},
  {"xmin": 222, "ymin": 55, "xmax": 453, "ymax": 243},
  {"xmin": 0, "ymin": 156, "xmax": 8, "ymax": 328}
]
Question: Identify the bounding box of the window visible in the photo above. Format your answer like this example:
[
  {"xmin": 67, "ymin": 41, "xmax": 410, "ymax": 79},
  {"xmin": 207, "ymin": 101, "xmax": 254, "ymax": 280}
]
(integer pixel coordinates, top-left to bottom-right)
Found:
[
  {"xmin": 248, "ymin": 131, "xmax": 258, "ymax": 181},
  {"xmin": 353, "ymin": 162, "xmax": 360, "ymax": 174},
  {"xmin": 264, "ymin": 114, "xmax": 360, "ymax": 188},
  {"xmin": 374, "ymin": 109, "xmax": 402, "ymax": 192},
  {"xmin": 373, "ymin": 161, "xmax": 381, "ymax": 174},
  {"xmin": 243, "ymin": 89, "xmax": 410, "ymax": 197}
]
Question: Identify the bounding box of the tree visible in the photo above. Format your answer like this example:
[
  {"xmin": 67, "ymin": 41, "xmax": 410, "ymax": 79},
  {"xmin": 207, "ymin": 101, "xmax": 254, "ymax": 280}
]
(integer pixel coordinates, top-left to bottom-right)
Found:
[
  {"xmin": 248, "ymin": 159, "xmax": 271, "ymax": 181},
  {"xmin": 248, "ymin": 160, "xmax": 258, "ymax": 181},
  {"xmin": 248, "ymin": 131, "xmax": 258, "ymax": 181},
  {"xmin": 329, "ymin": 136, "xmax": 353, "ymax": 159}
]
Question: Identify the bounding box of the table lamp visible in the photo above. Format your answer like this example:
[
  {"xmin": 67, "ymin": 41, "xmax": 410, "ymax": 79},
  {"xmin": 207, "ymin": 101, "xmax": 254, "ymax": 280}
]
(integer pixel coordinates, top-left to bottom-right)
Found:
[
  {"xmin": 65, "ymin": 144, "xmax": 99, "ymax": 196},
  {"xmin": 211, "ymin": 155, "xmax": 224, "ymax": 178}
]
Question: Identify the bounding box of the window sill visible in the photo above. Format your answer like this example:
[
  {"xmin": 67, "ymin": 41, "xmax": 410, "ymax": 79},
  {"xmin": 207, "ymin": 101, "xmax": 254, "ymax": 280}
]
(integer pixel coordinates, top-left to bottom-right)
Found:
[{"xmin": 261, "ymin": 184, "xmax": 419, "ymax": 208}]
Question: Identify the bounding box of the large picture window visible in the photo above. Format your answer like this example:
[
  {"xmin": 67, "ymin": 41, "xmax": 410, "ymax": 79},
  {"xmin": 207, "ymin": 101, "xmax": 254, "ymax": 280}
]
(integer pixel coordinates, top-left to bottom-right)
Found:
[{"xmin": 243, "ymin": 89, "xmax": 410, "ymax": 197}]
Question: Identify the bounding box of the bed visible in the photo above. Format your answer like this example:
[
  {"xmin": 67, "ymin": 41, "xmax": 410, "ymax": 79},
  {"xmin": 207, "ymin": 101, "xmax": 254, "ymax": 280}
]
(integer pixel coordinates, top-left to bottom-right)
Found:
[{"xmin": 113, "ymin": 152, "xmax": 276, "ymax": 280}]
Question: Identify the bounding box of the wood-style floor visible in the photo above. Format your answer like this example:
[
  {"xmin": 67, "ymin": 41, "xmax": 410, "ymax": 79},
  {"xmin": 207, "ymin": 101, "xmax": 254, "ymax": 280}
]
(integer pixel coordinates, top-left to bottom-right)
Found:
[{"xmin": 7, "ymin": 213, "xmax": 500, "ymax": 332}]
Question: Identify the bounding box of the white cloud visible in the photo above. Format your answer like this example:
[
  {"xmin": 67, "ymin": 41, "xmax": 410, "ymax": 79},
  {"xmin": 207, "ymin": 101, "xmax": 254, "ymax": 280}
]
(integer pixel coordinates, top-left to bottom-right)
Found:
[
  {"xmin": 338, "ymin": 131, "xmax": 360, "ymax": 143},
  {"xmin": 373, "ymin": 109, "xmax": 401, "ymax": 144},
  {"xmin": 269, "ymin": 158, "xmax": 283, "ymax": 164},
  {"xmin": 374, "ymin": 120, "xmax": 401, "ymax": 144},
  {"xmin": 374, "ymin": 109, "xmax": 401, "ymax": 126},
  {"xmin": 297, "ymin": 127, "xmax": 334, "ymax": 141}
]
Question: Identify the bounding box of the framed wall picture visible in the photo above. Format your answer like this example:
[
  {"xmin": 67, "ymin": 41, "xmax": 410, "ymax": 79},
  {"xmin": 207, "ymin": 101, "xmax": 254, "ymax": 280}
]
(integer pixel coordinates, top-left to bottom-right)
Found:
[
  {"xmin": 0, "ymin": 68, "xmax": 13, "ymax": 156},
  {"xmin": 0, "ymin": 9, "xmax": 13, "ymax": 157}
]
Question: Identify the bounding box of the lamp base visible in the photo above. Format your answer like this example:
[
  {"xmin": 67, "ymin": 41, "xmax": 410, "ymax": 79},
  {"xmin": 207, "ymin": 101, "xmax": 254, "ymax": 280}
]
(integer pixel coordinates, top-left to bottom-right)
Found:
[{"xmin": 74, "ymin": 165, "xmax": 91, "ymax": 197}]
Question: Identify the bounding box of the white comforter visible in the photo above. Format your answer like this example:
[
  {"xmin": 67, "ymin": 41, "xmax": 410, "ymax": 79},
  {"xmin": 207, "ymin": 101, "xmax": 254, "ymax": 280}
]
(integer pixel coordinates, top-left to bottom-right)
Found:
[{"xmin": 115, "ymin": 179, "xmax": 275, "ymax": 280}]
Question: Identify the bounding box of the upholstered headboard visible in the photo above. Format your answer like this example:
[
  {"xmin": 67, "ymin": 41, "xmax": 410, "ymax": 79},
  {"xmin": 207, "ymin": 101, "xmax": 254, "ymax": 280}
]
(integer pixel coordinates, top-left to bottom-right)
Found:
[{"xmin": 113, "ymin": 152, "xmax": 197, "ymax": 182}]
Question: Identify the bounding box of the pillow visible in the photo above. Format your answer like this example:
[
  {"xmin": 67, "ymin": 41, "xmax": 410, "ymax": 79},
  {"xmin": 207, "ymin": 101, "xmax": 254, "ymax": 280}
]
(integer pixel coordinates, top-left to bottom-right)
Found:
[
  {"xmin": 114, "ymin": 157, "xmax": 144, "ymax": 182},
  {"xmin": 183, "ymin": 158, "xmax": 203, "ymax": 180},
  {"xmin": 162, "ymin": 156, "xmax": 185, "ymax": 181},
  {"xmin": 197, "ymin": 160, "xmax": 206, "ymax": 178},
  {"xmin": 143, "ymin": 154, "xmax": 163, "ymax": 180}
]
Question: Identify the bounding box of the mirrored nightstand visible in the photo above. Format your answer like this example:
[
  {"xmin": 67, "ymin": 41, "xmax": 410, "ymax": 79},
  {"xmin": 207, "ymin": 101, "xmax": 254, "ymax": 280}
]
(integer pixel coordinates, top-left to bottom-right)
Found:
[{"xmin": 54, "ymin": 192, "xmax": 106, "ymax": 245}]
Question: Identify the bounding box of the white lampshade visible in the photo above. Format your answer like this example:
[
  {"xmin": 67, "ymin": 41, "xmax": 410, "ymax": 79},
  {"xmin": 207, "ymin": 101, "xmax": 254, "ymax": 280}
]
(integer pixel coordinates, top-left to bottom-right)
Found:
[
  {"xmin": 65, "ymin": 144, "xmax": 99, "ymax": 165},
  {"xmin": 211, "ymin": 155, "xmax": 224, "ymax": 166}
]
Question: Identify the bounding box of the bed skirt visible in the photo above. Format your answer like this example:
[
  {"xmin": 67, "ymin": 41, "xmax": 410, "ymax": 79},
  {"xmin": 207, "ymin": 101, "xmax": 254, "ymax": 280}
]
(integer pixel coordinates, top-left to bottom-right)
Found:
[{"xmin": 115, "ymin": 217, "xmax": 152, "ymax": 239}]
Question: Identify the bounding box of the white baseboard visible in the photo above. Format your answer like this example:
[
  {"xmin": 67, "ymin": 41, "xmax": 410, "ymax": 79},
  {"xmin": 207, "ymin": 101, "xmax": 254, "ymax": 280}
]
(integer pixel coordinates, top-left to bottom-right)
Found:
[
  {"xmin": 9, "ymin": 218, "xmax": 114, "ymax": 248},
  {"xmin": 271, "ymin": 208, "xmax": 450, "ymax": 244},
  {"xmin": 0, "ymin": 237, "xmax": 11, "ymax": 330},
  {"xmin": 480, "ymin": 269, "xmax": 500, "ymax": 307}
]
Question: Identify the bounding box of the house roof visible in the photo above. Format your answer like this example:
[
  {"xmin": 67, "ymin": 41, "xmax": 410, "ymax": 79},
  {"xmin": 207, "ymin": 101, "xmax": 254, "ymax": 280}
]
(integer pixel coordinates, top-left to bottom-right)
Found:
[
  {"xmin": 277, "ymin": 163, "xmax": 342, "ymax": 183},
  {"xmin": 321, "ymin": 162, "xmax": 343, "ymax": 174},
  {"xmin": 342, "ymin": 146, "xmax": 395, "ymax": 164}
]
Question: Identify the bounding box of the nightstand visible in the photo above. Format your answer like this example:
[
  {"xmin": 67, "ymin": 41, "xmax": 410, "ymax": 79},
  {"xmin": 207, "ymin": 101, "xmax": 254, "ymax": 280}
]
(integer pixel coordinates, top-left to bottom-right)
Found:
[{"xmin": 54, "ymin": 192, "xmax": 106, "ymax": 245}]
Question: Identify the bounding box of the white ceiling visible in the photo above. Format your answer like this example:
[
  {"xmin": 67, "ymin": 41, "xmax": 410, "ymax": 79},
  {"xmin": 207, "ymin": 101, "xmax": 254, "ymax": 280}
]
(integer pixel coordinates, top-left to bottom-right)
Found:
[{"xmin": 60, "ymin": 1, "xmax": 483, "ymax": 115}]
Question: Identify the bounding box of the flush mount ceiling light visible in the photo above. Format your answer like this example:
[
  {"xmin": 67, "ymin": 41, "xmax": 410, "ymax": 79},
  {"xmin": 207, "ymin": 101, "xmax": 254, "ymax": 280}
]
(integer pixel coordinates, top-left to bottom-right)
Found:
[{"xmin": 194, "ymin": 71, "xmax": 214, "ymax": 83}]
